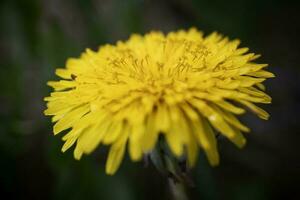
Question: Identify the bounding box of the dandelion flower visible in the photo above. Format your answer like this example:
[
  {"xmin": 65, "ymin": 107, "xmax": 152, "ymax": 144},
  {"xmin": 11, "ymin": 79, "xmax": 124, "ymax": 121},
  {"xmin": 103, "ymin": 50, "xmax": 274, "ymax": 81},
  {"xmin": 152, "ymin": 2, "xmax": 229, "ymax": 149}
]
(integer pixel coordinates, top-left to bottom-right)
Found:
[{"xmin": 44, "ymin": 28, "xmax": 274, "ymax": 175}]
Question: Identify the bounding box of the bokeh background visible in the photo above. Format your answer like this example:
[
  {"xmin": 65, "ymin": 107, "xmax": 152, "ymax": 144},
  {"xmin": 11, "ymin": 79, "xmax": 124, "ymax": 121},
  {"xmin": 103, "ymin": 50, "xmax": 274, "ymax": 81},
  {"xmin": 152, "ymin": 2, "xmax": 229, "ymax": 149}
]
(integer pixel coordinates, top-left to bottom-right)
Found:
[{"xmin": 1, "ymin": 0, "xmax": 300, "ymax": 199}]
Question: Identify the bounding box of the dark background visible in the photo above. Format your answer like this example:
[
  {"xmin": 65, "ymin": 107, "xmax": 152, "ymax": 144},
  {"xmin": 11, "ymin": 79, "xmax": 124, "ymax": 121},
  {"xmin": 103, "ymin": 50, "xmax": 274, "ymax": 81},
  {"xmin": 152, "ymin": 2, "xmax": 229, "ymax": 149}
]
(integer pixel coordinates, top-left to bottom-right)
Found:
[{"xmin": 1, "ymin": 0, "xmax": 300, "ymax": 199}]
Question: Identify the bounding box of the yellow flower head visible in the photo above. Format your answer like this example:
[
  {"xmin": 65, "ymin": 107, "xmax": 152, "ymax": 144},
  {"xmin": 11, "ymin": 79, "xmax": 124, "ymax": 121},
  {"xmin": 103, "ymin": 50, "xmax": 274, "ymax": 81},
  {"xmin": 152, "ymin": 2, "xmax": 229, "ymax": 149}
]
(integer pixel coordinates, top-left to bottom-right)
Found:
[{"xmin": 44, "ymin": 28, "xmax": 274, "ymax": 175}]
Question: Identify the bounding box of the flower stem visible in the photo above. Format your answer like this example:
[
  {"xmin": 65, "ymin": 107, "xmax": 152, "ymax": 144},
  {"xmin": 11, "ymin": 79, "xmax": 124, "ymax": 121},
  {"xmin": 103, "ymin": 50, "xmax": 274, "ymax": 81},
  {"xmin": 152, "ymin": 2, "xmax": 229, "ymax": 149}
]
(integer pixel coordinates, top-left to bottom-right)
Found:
[
  {"xmin": 168, "ymin": 179, "xmax": 189, "ymax": 200},
  {"xmin": 149, "ymin": 138, "xmax": 189, "ymax": 200},
  {"xmin": 164, "ymin": 155, "xmax": 189, "ymax": 200}
]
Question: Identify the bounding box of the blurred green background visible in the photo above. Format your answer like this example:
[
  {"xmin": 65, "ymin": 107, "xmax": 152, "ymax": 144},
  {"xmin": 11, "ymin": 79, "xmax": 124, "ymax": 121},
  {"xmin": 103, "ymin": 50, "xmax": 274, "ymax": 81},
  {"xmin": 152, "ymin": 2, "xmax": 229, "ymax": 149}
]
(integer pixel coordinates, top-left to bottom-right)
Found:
[{"xmin": 1, "ymin": 0, "xmax": 299, "ymax": 199}]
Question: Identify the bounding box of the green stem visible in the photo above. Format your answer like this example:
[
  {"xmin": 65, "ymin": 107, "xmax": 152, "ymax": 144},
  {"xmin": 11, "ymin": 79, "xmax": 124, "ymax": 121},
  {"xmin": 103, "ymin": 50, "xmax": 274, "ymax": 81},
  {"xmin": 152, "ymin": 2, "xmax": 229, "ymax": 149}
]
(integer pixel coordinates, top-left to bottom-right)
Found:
[
  {"xmin": 168, "ymin": 179, "xmax": 188, "ymax": 200},
  {"xmin": 149, "ymin": 138, "xmax": 189, "ymax": 200},
  {"xmin": 165, "ymin": 155, "xmax": 189, "ymax": 200}
]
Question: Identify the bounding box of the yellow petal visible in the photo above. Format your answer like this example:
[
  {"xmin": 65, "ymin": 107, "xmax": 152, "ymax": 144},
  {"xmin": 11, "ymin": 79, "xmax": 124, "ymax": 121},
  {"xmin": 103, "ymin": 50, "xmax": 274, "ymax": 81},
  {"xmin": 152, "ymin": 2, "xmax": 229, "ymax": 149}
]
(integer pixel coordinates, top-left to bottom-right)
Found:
[
  {"xmin": 256, "ymin": 83, "xmax": 266, "ymax": 91},
  {"xmin": 128, "ymin": 124, "xmax": 144, "ymax": 161},
  {"xmin": 52, "ymin": 113, "xmax": 64, "ymax": 122},
  {"xmin": 77, "ymin": 120, "xmax": 111, "ymax": 154},
  {"xmin": 212, "ymin": 105, "xmax": 250, "ymax": 132},
  {"xmin": 165, "ymin": 107, "xmax": 188, "ymax": 157},
  {"xmin": 181, "ymin": 103, "xmax": 199, "ymax": 121},
  {"xmin": 105, "ymin": 144, "xmax": 126, "ymax": 175},
  {"xmin": 215, "ymin": 100, "xmax": 245, "ymax": 115},
  {"xmin": 155, "ymin": 103, "xmax": 170, "ymax": 132},
  {"xmin": 61, "ymin": 137, "xmax": 77, "ymax": 152},
  {"xmin": 190, "ymin": 99, "xmax": 236, "ymax": 139},
  {"xmin": 207, "ymin": 113, "xmax": 236, "ymax": 139},
  {"xmin": 191, "ymin": 116, "xmax": 211, "ymax": 149},
  {"xmin": 229, "ymin": 127, "xmax": 246, "ymax": 148},
  {"xmin": 47, "ymin": 80, "xmax": 77, "ymax": 91},
  {"xmin": 247, "ymin": 70, "xmax": 275, "ymax": 78},
  {"xmin": 74, "ymin": 145, "xmax": 83, "ymax": 160},
  {"xmin": 191, "ymin": 116, "xmax": 219, "ymax": 166},
  {"xmin": 62, "ymin": 128, "xmax": 81, "ymax": 141},
  {"xmin": 44, "ymin": 102, "xmax": 75, "ymax": 116},
  {"xmin": 239, "ymin": 100, "xmax": 270, "ymax": 120},
  {"xmin": 165, "ymin": 129, "xmax": 183, "ymax": 157},
  {"xmin": 53, "ymin": 104, "xmax": 90, "ymax": 135},
  {"xmin": 102, "ymin": 121, "xmax": 123, "ymax": 144},
  {"xmin": 142, "ymin": 114, "xmax": 159, "ymax": 153},
  {"xmin": 186, "ymin": 131, "xmax": 198, "ymax": 167},
  {"xmin": 239, "ymin": 88, "xmax": 271, "ymax": 104},
  {"xmin": 105, "ymin": 128, "xmax": 128, "ymax": 175},
  {"xmin": 239, "ymin": 87, "xmax": 269, "ymax": 97},
  {"xmin": 55, "ymin": 68, "xmax": 72, "ymax": 79},
  {"xmin": 236, "ymin": 76, "xmax": 265, "ymax": 87}
]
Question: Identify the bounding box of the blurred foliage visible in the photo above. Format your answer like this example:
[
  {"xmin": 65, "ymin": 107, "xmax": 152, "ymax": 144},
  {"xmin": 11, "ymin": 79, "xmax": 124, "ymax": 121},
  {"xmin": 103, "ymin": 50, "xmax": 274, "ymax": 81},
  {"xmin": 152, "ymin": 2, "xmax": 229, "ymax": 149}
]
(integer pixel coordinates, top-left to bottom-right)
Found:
[{"xmin": 0, "ymin": 0, "xmax": 300, "ymax": 199}]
